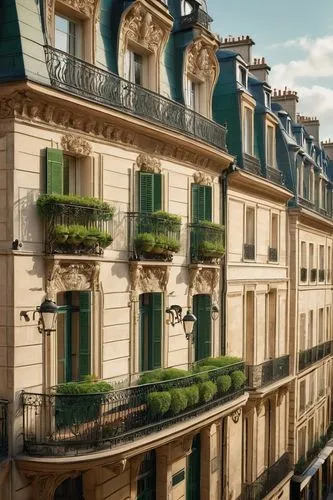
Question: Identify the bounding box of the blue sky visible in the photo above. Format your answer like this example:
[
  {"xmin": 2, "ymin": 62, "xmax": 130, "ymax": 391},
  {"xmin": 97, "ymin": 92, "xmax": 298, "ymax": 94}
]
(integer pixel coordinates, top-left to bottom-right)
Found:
[{"xmin": 209, "ymin": 0, "xmax": 333, "ymax": 140}]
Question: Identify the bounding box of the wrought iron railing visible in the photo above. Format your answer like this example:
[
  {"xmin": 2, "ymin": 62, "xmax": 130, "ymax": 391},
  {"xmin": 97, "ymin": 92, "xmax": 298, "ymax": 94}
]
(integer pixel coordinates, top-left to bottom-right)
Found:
[
  {"xmin": 128, "ymin": 212, "xmax": 181, "ymax": 261},
  {"xmin": 247, "ymin": 355, "xmax": 290, "ymax": 389},
  {"xmin": 300, "ymin": 268, "xmax": 307, "ymax": 282},
  {"xmin": 310, "ymin": 268, "xmax": 317, "ymax": 282},
  {"xmin": 266, "ymin": 165, "xmax": 283, "ymax": 185},
  {"xmin": 22, "ymin": 363, "xmax": 245, "ymax": 456},
  {"xmin": 0, "ymin": 400, "xmax": 8, "ymax": 460},
  {"xmin": 243, "ymin": 243, "xmax": 255, "ymax": 261},
  {"xmin": 44, "ymin": 46, "xmax": 227, "ymax": 151},
  {"xmin": 189, "ymin": 222, "xmax": 224, "ymax": 264},
  {"xmin": 298, "ymin": 341, "xmax": 332, "ymax": 372},
  {"xmin": 319, "ymin": 269, "xmax": 325, "ymax": 282},
  {"xmin": 268, "ymin": 247, "xmax": 278, "ymax": 262},
  {"xmin": 41, "ymin": 202, "xmax": 111, "ymax": 255},
  {"xmin": 243, "ymin": 153, "xmax": 261, "ymax": 175},
  {"xmin": 179, "ymin": 7, "xmax": 213, "ymax": 29},
  {"xmin": 244, "ymin": 453, "xmax": 291, "ymax": 499},
  {"xmin": 298, "ymin": 197, "xmax": 315, "ymax": 210}
]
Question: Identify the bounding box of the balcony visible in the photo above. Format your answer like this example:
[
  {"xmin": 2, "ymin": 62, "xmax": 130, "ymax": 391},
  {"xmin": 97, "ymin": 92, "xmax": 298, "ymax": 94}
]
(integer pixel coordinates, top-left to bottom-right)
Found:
[
  {"xmin": 243, "ymin": 153, "xmax": 261, "ymax": 175},
  {"xmin": 37, "ymin": 194, "xmax": 114, "ymax": 255},
  {"xmin": 268, "ymin": 247, "xmax": 278, "ymax": 262},
  {"xmin": 243, "ymin": 243, "xmax": 255, "ymax": 261},
  {"xmin": 266, "ymin": 165, "xmax": 283, "ymax": 185},
  {"xmin": 247, "ymin": 355, "xmax": 290, "ymax": 389},
  {"xmin": 298, "ymin": 341, "xmax": 332, "ymax": 372},
  {"xmin": 0, "ymin": 400, "xmax": 8, "ymax": 460},
  {"xmin": 300, "ymin": 268, "xmax": 307, "ymax": 282},
  {"xmin": 244, "ymin": 453, "xmax": 292, "ymax": 500},
  {"xmin": 44, "ymin": 46, "xmax": 227, "ymax": 151},
  {"xmin": 128, "ymin": 212, "xmax": 181, "ymax": 262},
  {"xmin": 189, "ymin": 222, "xmax": 224, "ymax": 264},
  {"xmin": 319, "ymin": 269, "xmax": 325, "ymax": 282},
  {"xmin": 179, "ymin": 6, "xmax": 213, "ymax": 29},
  {"xmin": 22, "ymin": 363, "xmax": 245, "ymax": 457}
]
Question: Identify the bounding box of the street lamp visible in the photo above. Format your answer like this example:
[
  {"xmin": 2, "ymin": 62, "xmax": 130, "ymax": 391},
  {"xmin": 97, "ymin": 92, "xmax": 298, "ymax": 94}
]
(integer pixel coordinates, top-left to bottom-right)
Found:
[
  {"xmin": 182, "ymin": 310, "xmax": 197, "ymax": 340},
  {"xmin": 20, "ymin": 298, "xmax": 58, "ymax": 336},
  {"xmin": 166, "ymin": 305, "xmax": 197, "ymax": 340}
]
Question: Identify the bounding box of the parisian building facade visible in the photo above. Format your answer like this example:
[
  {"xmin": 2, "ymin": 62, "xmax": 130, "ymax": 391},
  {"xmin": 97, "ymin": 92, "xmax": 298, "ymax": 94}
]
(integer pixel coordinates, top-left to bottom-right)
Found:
[{"xmin": 0, "ymin": 1, "xmax": 332, "ymax": 499}]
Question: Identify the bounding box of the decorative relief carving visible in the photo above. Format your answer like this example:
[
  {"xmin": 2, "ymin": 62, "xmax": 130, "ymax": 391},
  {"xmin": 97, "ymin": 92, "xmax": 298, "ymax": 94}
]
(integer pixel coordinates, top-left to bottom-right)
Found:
[
  {"xmin": 193, "ymin": 171, "xmax": 213, "ymax": 185},
  {"xmin": 189, "ymin": 266, "xmax": 220, "ymax": 300},
  {"xmin": 0, "ymin": 91, "xmax": 222, "ymax": 171},
  {"xmin": 182, "ymin": 434, "xmax": 194, "ymax": 455},
  {"xmin": 123, "ymin": 2, "xmax": 164, "ymax": 53},
  {"xmin": 103, "ymin": 459, "xmax": 127, "ymax": 475},
  {"xmin": 186, "ymin": 38, "xmax": 218, "ymax": 82},
  {"xmin": 47, "ymin": 0, "xmax": 99, "ymax": 21},
  {"xmin": 136, "ymin": 152, "xmax": 161, "ymax": 173},
  {"xmin": 129, "ymin": 263, "xmax": 170, "ymax": 300},
  {"xmin": 61, "ymin": 133, "xmax": 92, "ymax": 156},
  {"xmin": 47, "ymin": 260, "xmax": 100, "ymax": 300},
  {"xmin": 23, "ymin": 471, "xmax": 80, "ymax": 500},
  {"xmin": 231, "ymin": 408, "xmax": 242, "ymax": 424},
  {"xmin": 277, "ymin": 386, "xmax": 288, "ymax": 406}
]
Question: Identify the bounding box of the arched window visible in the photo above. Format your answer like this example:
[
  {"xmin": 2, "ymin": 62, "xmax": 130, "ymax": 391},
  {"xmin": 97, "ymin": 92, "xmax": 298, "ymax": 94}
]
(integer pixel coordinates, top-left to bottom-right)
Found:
[{"xmin": 54, "ymin": 476, "xmax": 84, "ymax": 500}]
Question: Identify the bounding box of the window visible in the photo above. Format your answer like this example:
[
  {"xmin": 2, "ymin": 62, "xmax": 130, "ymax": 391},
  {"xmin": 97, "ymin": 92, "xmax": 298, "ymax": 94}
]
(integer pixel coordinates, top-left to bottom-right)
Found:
[
  {"xmin": 57, "ymin": 291, "xmax": 91, "ymax": 383},
  {"xmin": 319, "ymin": 245, "xmax": 325, "ymax": 281},
  {"xmin": 244, "ymin": 206, "xmax": 255, "ymax": 260},
  {"xmin": 54, "ymin": 476, "xmax": 84, "ymax": 500},
  {"xmin": 264, "ymin": 92, "xmax": 271, "ymax": 108},
  {"xmin": 186, "ymin": 435, "xmax": 201, "ymax": 499},
  {"xmin": 328, "ymin": 246, "xmax": 331, "ymax": 282},
  {"xmin": 308, "ymin": 310, "xmax": 314, "ymax": 348},
  {"xmin": 299, "ymin": 313, "xmax": 306, "ymax": 352},
  {"xmin": 139, "ymin": 293, "xmax": 163, "ymax": 372},
  {"xmin": 124, "ymin": 50, "xmax": 144, "ymax": 85},
  {"xmin": 46, "ymin": 148, "xmax": 89, "ymax": 196},
  {"xmin": 191, "ymin": 184, "xmax": 212, "ymax": 222},
  {"xmin": 321, "ymin": 181, "xmax": 327, "ymax": 210},
  {"xmin": 309, "ymin": 372, "xmax": 315, "ymax": 405},
  {"xmin": 238, "ymin": 66, "xmax": 247, "ymax": 87},
  {"xmin": 243, "ymin": 107, "xmax": 253, "ymax": 155},
  {"xmin": 55, "ymin": 14, "xmax": 81, "ymax": 57},
  {"xmin": 139, "ymin": 172, "xmax": 162, "ymax": 213},
  {"xmin": 269, "ymin": 213, "xmax": 278, "ymax": 261},
  {"xmin": 299, "ymin": 380, "xmax": 306, "ymax": 414},
  {"xmin": 300, "ymin": 241, "xmax": 307, "ymax": 281},
  {"xmin": 193, "ymin": 295, "xmax": 212, "ymax": 361},
  {"xmin": 266, "ymin": 125, "xmax": 275, "ymax": 166},
  {"xmin": 308, "ymin": 418, "xmax": 314, "ymax": 449},
  {"xmin": 267, "ymin": 289, "xmax": 277, "ymax": 359},
  {"xmin": 185, "ymin": 78, "xmax": 200, "ymax": 112},
  {"xmin": 245, "ymin": 291, "xmax": 255, "ymax": 363},
  {"xmin": 181, "ymin": 0, "xmax": 193, "ymax": 15},
  {"xmin": 286, "ymin": 118, "xmax": 291, "ymax": 135},
  {"xmin": 137, "ymin": 451, "xmax": 156, "ymax": 500},
  {"xmin": 298, "ymin": 427, "xmax": 306, "ymax": 459},
  {"xmin": 327, "ymin": 307, "xmax": 331, "ymax": 341},
  {"xmin": 318, "ymin": 308, "xmax": 324, "ymax": 344}
]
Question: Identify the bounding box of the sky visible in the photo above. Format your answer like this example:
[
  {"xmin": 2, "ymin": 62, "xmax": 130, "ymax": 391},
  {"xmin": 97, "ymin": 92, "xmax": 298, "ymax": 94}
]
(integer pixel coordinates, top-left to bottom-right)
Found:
[{"xmin": 209, "ymin": 0, "xmax": 333, "ymax": 141}]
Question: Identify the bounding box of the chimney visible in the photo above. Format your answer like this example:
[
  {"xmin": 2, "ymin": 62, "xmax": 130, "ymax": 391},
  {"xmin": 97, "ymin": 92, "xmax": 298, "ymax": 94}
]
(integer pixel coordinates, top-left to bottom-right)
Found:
[
  {"xmin": 219, "ymin": 35, "xmax": 255, "ymax": 64},
  {"xmin": 248, "ymin": 57, "xmax": 271, "ymax": 82},
  {"xmin": 272, "ymin": 87, "xmax": 299, "ymax": 121},
  {"xmin": 322, "ymin": 139, "xmax": 333, "ymax": 161},
  {"xmin": 298, "ymin": 115, "xmax": 320, "ymax": 146}
]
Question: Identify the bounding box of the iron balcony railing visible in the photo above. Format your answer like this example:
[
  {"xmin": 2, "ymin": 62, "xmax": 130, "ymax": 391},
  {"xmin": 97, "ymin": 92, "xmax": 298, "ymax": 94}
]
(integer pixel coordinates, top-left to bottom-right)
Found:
[
  {"xmin": 128, "ymin": 212, "xmax": 181, "ymax": 262},
  {"xmin": 0, "ymin": 400, "xmax": 8, "ymax": 460},
  {"xmin": 22, "ymin": 362, "xmax": 245, "ymax": 457},
  {"xmin": 300, "ymin": 268, "xmax": 307, "ymax": 282},
  {"xmin": 243, "ymin": 243, "xmax": 255, "ymax": 261},
  {"xmin": 266, "ymin": 165, "xmax": 283, "ymax": 185},
  {"xmin": 44, "ymin": 46, "xmax": 227, "ymax": 151},
  {"xmin": 319, "ymin": 269, "xmax": 325, "ymax": 282},
  {"xmin": 247, "ymin": 355, "xmax": 290, "ymax": 389},
  {"xmin": 243, "ymin": 153, "xmax": 261, "ymax": 176},
  {"xmin": 189, "ymin": 222, "xmax": 224, "ymax": 264},
  {"xmin": 268, "ymin": 247, "xmax": 278, "ymax": 262},
  {"xmin": 298, "ymin": 341, "xmax": 332, "ymax": 372},
  {"xmin": 41, "ymin": 202, "xmax": 111, "ymax": 255},
  {"xmin": 179, "ymin": 7, "xmax": 213, "ymax": 29},
  {"xmin": 244, "ymin": 453, "xmax": 292, "ymax": 500}
]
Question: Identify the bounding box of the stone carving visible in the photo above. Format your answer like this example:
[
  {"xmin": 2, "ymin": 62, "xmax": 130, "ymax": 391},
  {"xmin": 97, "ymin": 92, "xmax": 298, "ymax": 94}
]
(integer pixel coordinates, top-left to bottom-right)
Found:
[
  {"xmin": 104, "ymin": 459, "xmax": 127, "ymax": 475},
  {"xmin": 129, "ymin": 263, "xmax": 170, "ymax": 299},
  {"xmin": 193, "ymin": 171, "xmax": 214, "ymax": 185},
  {"xmin": 182, "ymin": 434, "xmax": 194, "ymax": 455},
  {"xmin": 61, "ymin": 133, "xmax": 92, "ymax": 157},
  {"xmin": 123, "ymin": 2, "xmax": 164, "ymax": 53},
  {"xmin": 256, "ymin": 401, "xmax": 265, "ymax": 417},
  {"xmin": 277, "ymin": 386, "xmax": 288, "ymax": 406},
  {"xmin": 0, "ymin": 91, "xmax": 222, "ymax": 171},
  {"xmin": 47, "ymin": 260, "xmax": 100, "ymax": 300},
  {"xmin": 23, "ymin": 471, "xmax": 80, "ymax": 500},
  {"xmin": 47, "ymin": 0, "xmax": 98, "ymax": 21},
  {"xmin": 231, "ymin": 408, "xmax": 242, "ymax": 424},
  {"xmin": 189, "ymin": 266, "xmax": 220, "ymax": 299},
  {"xmin": 136, "ymin": 152, "xmax": 161, "ymax": 173},
  {"xmin": 186, "ymin": 38, "xmax": 218, "ymax": 82}
]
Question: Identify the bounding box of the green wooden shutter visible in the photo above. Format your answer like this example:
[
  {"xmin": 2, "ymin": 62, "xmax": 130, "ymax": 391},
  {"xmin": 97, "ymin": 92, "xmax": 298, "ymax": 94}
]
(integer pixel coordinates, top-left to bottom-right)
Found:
[
  {"xmin": 140, "ymin": 296, "xmax": 149, "ymax": 372},
  {"xmin": 46, "ymin": 148, "xmax": 64, "ymax": 194},
  {"xmin": 191, "ymin": 184, "xmax": 200, "ymax": 222},
  {"xmin": 193, "ymin": 295, "xmax": 212, "ymax": 361},
  {"xmin": 186, "ymin": 435, "xmax": 201, "ymax": 500},
  {"xmin": 203, "ymin": 186, "xmax": 212, "ymax": 222},
  {"xmin": 139, "ymin": 172, "xmax": 154, "ymax": 213},
  {"xmin": 191, "ymin": 185, "xmax": 212, "ymax": 222},
  {"xmin": 153, "ymin": 174, "xmax": 162, "ymax": 212},
  {"xmin": 57, "ymin": 296, "xmax": 72, "ymax": 383},
  {"xmin": 78, "ymin": 292, "xmax": 91, "ymax": 379},
  {"xmin": 150, "ymin": 293, "xmax": 162, "ymax": 370}
]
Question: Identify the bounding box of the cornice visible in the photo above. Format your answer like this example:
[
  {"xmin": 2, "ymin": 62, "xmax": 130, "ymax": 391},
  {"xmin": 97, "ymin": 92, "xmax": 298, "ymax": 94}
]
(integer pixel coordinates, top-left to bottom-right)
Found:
[
  {"xmin": 228, "ymin": 169, "xmax": 293, "ymax": 204},
  {"xmin": 0, "ymin": 84, "xmax": 234, "ymax": 173}
]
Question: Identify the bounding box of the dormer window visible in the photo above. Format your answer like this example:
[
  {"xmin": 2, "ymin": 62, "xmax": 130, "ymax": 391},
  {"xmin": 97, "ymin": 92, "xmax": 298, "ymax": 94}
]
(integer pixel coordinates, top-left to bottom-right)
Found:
[
  {"xmin": 181, "ymin": 0, "xmax": 193, "ymax": 15},
  {"xmin": 266, "ymin": 124, "xmax": 275, "ymax": 167},
  {"xmin": 238, "ymin": 66, "xmax": 247, "ymax": 88},
  {"xmin": 264, "ymin": 92, "xmax": 271, "ymax": 108},
  {"xmin": 286, "ymin": 119, "xmax": 291, "ymax": 135},
  {"xmin": 243, "ymin": 106, "xmax": 254, "ymax": 155},
  {"xmin": 55, "ymin": 14, "xmax": 82, "ymax": 57}
]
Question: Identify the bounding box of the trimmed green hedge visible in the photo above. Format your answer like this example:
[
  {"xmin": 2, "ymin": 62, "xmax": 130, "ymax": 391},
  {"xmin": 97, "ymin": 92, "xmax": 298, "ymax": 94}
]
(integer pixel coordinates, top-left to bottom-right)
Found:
[
  {"xmin": 37, "ymin": 194, "xmax": 115, "ymax": 220},
  {"xmin": 185, "ymin": 385, "xmax": 200, "ymax": 406},
  {"xmin": 199, "ymin": 381, "xmax": 217, "ymax": 403},
  {"xmin": 55, "ymin": 380, "xmax": 113, "ymax": 394},
  {"xmin": 169, "ymin": 388, "xmax": 188, "ymax": 415},
  {"xmin": 231, "ymin": 370, "xmax": 246, "ymax": 390},
  {"xmin": 217, "ymin": 375, "xmax": 232, "ymax": 394},
  {"xmin": 54, "ymin": 224, "xmax": 113, "ymax": 249},
  {"xmin": 138, "ymin": 368, "xmax": 189, "ymax": 385},
  {"xmin": 147, "ymin": 391, "xmax": 171, "ymax": 417}
]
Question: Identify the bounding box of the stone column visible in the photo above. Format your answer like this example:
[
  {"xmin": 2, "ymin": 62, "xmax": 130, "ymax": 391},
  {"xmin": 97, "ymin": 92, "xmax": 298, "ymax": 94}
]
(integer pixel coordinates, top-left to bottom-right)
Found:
[
  {"xmin": 200, "ymin": 422, "xmax": 221, "ymax": 500},
  {"xmin": 156, "ymin": 444, "xmax": 173, "ymax": 500}
]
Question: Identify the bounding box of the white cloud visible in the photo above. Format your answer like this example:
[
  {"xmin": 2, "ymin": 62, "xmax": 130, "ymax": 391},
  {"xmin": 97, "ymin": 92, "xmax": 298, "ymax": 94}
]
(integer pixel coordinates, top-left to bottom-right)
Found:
[{"xmin": 268, "ymin": 36, "xmax": 333, "ymax": 139}]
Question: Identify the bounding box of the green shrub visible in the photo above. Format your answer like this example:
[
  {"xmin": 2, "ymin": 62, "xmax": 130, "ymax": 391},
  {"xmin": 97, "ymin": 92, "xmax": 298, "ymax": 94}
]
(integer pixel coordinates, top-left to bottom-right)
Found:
[
  {"xmin": 198, "ymin": 356, "xmax": 242, "ymax": 368},
  {"xmin": 147, "ymin": 391, "xmax": 171, "ymax": 417},
  {"xmin": 192, "ymin": 364, "xmax": 213, "ymax": 373},
  {"xmin": 185, "ymin": 385, "xmax": 199, "ymax": 406},
  {"xmin": 67, "ymin": 224, "xmax": 87, "ymax": 243},
  {"xmin": 199, "ymin": 240, "xmax": 225, "ymax": 257},
  {"xmin": 151, "ymin": 211, "xmax": 181, "ymax": 231},
  {"xmin": 166, "ymin": 238, "xmax": 181, "ymax": 253},
  {"xmin": 217, "ymin": 375, "xmax": 232, "ymax": 394},
  {"xmin": 198, "ymin": 220, "xmax": 225, "ymax": 233},
  {"xmin": 138, "ymin": 369, "xmax": 164, "ymax": 385},
  {"xmin": 54, "ymin": 224, "xmax": 69, "ymax": 235},
  {"xmin": 55, "ymin": 379, "xmax": 113, "ymax": 394},
  {"xmin": 160, "ymin": 368, "xmax": 189, "ymax": 381},
  {"xmin": 169, "ymin": 388, "xmax": 188, "ymax": 415},
  {"xmin": 154, "ymin": 234, "xmax": 169, "ymax": 250},
  {"xmin": 199, "ymin": 381, "xmax": 217, "ymax": 403},
  {"xmin": 231, "ymin": 370, "xmax": 246, "ymax": 390},
  {"xmin": 134, "ymin": 233, "xmax": 155, "ymax": 252},
  {"xmin": 37, "ymin": 194, "xmax": 115, "ymax": 220},
  {"xmin": 97, "ymin": 230, "xmax": 113, "ymax": 248}
]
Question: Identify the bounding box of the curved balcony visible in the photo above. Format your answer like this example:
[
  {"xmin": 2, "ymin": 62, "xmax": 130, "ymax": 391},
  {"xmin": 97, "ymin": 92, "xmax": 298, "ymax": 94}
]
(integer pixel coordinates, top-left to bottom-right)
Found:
[
  {"xmin": 189, "ymin": 222, "xmax": 225, "ymax": 264},
  {"xmin": 44, "ymin": 46, "xmax": 227, "ymax": 151},
  {"xmin": 22, "ymin": 362, "xmax": 245, "ymax": 457},
  {"xmin": 179, "ymin": 7, "xmax": 213, "ymax": 29}
]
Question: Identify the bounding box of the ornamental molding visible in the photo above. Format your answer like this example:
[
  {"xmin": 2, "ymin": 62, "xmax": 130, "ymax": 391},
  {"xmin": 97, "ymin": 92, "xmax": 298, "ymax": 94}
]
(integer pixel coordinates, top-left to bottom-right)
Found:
[
  {"xmin": 46, "ymin": 260, "xmax": 100, "ymax": 300},
  {"xmin": 231, "ymin": 408, "xmax": 242, "ymax": 424},
  {"xmin": 182, "ymin": 434, "xmax": 194, "ymax": 456},
  {"xmin": 47, "ymin": 0, "xmax": 99, "ymax": 22},
  {"xmin": 256, "ymin": 401, "xmax": 265, "ymax": 417},
  {"xmin": 122, "ymin": 2, "xmax": 164, "ymax": 54},
  {"xmin": 129, "ymin": 262, "xmax": 170, "ymax": 300},
  {"xmin": 277, "ymin": 386, "xmax": 288, "ymax": 406},
  {"xmin": 189, "ymin": 266, "xmax": 220, "ymax": 300},
  {"xmin": 61, "ymin": 133, "xmax": 92, "ymax": 157},
  {"xmin": 0, "ymin": 90, "xmax": 222, "ymax": 171},
  {"xmin": 136, "ymin": 152, "xmax": 161, "ymax": 173},
  {"xmin": 103, "ymin": 459, "xmax": 127, "ymax": 475},
  {"xmin": 193, "ymin": 171, "xmax": 214, "ymax": 185},
  {"xmin": 185, "ymin": 37, "xmax": 219, "ymax": 83},
  {"xmin": 22, "ymin": 471, "xmax": 81, "ymax": 500}
]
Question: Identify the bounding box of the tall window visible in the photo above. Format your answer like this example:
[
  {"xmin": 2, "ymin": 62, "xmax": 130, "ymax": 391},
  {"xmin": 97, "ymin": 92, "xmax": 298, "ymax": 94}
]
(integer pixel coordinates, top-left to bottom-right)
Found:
[
  {"xmin": 238, "ymin": 66, "xmax": 247, "ymax": 87},
  {"xmin": 266, "ymin": 125, "xmax": 275, "ymax": 166},
  {"xmin": 327, "ymin": 246, "xmax": 331, "ymax": 282},
  {"xmin": 57, "ymin": 291, "xmax": 91, "ymax": 383},
  {"xmin": 318, "ymin": 308, "xmax": 324, "ymax": 344},
  {"xmin": 245, "ymin": 291, "xmax": 255, "ymax": 363},
  {"xmin": 55, "ymin": 14, "xmax": 81, "ymax": 57},
  {"xmin": 269, "ymin": 213, "xmax": 279, "ymax": 261},
  {"xmin": 299, "ymin": 313, "xmax": 306, "ymax": 352},
  {"xmin": 308, "ymin": 310, "xmax": 314, "ymax": 348},
  {"xmin": 267, "ymin": 289, "xmax": 277, "ymax": 359},
  {"xmin": 125, "ymin": 50, "xmax": 144, "ymax": 85},
  {"xmin": 243, "ymin": 107, "xmax": 253, "ymax": 155},
  {"xmin": 137, "ymin": 451, "xmax": 156, "ymax": 500},
  {"xmin": 54, "ymin": 476, "xmax": 84, "ymax": 500},
  {"xmin": 191, "ymin": 184, "xmax": 212, "ymax": 222},
  {"xmin": 45, "ymin": 148, "xmax": 88, "ymax": 196},
  {"xmin": 193, "ymin": 295, "xmax": 212, "ymax": 361},
  {"xmin": 186, "ymin": 79, "xmax": 200, "ymax": 112},
  {"xmin": 309, "ymin": 243, "xmax": 314, "ymax": 273},
  {"xmin": 139, "ymin": 293, "xmax": 163, "ymax": 372},
  {"xmin": 186, "ymin": 435, "xmax": 201, "ymax": 500},
  {"xmin": 299, "ymin": 380, "xmax": 306, "ymax": 414},
  {"xmin": 327, "ymin": 307, "xmax": 331, "ymax": 341}
]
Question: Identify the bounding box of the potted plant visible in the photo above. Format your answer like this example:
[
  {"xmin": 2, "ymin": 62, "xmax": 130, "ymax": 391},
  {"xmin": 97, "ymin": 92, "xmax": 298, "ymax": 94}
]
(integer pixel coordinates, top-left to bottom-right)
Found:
[
  {"xmin": 67, "ymin": 225, "xmax": 86, "ymax": 246},
  {"xmin": 134, "ymin": 233, "xmax": 155, "ymax": 253},
  {"xmin": 166, "ymin": 238, "xmax": 181, "ymax": 255},
  {"xmin": 153, "ymin": 234, "xmax": 168, "ymax": 254},
  {"xmin": 54, "ymin": 224, "xmax": 69, "ymax": 244},
  {"xmin": 151, "ymin": 211, "xmax": 181, "ymax": 232},
  {"xmin": 97, "ymin": 230, "xmax": 113, "ymax": 249},
  {"xmin": 83, "ymin": 227, "xmax": 100, "ymax": 248}
]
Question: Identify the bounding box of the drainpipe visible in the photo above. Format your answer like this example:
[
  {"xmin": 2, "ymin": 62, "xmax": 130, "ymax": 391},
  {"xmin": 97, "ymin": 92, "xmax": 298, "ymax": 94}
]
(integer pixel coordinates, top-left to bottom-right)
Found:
[{"xmin": 220, "ymin": 162, "xmax": 238, "ymax": 355}]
